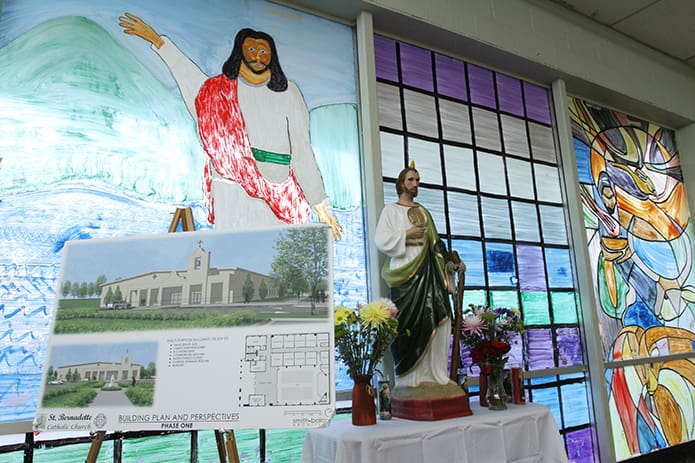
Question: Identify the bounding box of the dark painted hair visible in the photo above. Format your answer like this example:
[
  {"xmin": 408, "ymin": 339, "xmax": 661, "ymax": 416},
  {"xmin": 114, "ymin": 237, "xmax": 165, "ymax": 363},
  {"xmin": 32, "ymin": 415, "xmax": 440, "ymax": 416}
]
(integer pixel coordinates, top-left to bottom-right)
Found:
[
  {"xmin": 396, "ymin": 167, "xmax": 419, "ymax": 195},
  {"xmin": 222, "ymin": 28, "xmax": 288, "ymax": 92}
]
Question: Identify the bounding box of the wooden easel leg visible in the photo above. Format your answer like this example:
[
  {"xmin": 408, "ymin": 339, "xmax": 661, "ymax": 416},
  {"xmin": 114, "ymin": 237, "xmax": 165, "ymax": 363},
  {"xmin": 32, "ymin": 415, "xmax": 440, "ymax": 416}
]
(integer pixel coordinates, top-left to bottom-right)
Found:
[
  {"xmin": 214, "ymin": 430, "xmax": 227, "ymax": 462},
  {"xmin": 85, "ymin": 431, "xmax": 106, "ymax": 463},
  {"xmin": 225, "ymin": 431, "xmax": 240, "ymax": 463}
]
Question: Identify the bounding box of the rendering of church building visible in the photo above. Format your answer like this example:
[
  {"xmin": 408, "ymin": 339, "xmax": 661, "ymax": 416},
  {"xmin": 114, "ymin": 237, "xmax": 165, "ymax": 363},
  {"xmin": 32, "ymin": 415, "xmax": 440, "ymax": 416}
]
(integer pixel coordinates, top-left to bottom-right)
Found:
[
  {"xmin": 56, "ymin": 352, "xmax": 141, "ymax": 382},
  {"xmin": 99, "ymin": 243, "xmax": 277, "ymax": 309}
]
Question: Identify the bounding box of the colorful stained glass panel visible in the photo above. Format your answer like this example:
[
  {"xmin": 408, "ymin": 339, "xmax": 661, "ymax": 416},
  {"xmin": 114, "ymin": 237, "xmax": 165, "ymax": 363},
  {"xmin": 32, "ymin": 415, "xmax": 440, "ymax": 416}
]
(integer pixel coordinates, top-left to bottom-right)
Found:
[
  {"xmin": 546, "ymin": 247, "xmax": 573, "ymax": 288},
  {"xmin": 551, "ymin": 291, "xmax": 579, "ymax": 324},
  {"xmin": 486, "ymin": 243, "xmax": 515, "ymax": 286},
  {"xmin": 523, "ymin": 82, "xmax": 551, "ymax": 124},
  {"xmin": 521, "ymin": 291, "xmax": 550, "ymax": 325},
  {"xmin": 526, "ymin": 328, "xmax": 554, "ymax": 369}
]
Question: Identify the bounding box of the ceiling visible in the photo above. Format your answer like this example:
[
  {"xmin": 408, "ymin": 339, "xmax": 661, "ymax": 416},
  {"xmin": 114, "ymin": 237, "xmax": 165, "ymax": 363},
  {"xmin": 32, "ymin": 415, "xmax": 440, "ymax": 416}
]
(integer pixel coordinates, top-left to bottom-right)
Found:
[{"xmin": 547, "ymin": 0, "xmax": 695, "ymax": 68}]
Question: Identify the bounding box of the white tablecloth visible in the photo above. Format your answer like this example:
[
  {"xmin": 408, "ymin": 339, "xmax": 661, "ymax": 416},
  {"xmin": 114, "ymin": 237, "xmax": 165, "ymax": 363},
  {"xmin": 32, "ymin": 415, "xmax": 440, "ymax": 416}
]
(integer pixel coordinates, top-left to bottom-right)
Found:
[{"xmin": 301, "ymin": 403, "xmax": 569, "ymax": 463}]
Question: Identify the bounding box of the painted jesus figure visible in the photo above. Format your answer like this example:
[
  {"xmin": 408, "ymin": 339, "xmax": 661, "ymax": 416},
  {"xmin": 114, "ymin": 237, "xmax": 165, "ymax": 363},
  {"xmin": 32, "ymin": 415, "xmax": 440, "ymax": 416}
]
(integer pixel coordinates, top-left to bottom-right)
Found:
[{"xmin": 119, "ymin": 13, "xmax": 341, "ymax": 239}]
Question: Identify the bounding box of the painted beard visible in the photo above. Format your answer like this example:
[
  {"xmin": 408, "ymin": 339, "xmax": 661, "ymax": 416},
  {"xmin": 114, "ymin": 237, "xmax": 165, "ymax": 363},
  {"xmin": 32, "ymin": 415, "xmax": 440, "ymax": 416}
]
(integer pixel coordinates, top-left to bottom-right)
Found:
[{"xmin": 242, "ymin": 57, "xmax": 269, "ymax": 75}]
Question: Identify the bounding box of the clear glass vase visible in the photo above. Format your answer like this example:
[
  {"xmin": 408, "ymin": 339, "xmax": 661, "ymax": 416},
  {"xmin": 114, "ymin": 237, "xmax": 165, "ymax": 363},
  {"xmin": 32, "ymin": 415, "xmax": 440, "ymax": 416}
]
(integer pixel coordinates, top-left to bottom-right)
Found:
[{"xmin": 486, "ymin": 363, "xmax": 508, "ymax": 410}]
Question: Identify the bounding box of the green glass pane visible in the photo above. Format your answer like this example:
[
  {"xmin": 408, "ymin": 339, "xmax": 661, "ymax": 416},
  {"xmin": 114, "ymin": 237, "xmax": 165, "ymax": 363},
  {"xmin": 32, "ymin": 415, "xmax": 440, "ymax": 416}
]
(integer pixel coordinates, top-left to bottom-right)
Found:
[
  {"xmin": 462, "ymin": 289, "xmax": 487, "ymax": 308},
  {"xmin": 489, "ymin": 290, "xmax": 518, "ymax": 309},
  {"xmin": 551, "ymin": 291, "xmax": 579, "ymax": 324},
  {"xmin": 521, "ymin": 291, "xmax": 550, "ymax": 325}
]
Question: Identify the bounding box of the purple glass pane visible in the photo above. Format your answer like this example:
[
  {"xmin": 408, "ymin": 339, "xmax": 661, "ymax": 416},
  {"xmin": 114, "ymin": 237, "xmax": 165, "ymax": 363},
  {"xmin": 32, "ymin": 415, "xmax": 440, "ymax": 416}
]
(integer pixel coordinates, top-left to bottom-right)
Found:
[
  {"xmin": 400, "ymin": 43, "xmax": 433, "ymax": 91},
  {"xmin": 526, "ymin": 328, "xmax": 554, "ymax": 369},
  {"xmin": 566, "ymin": 427, "xmax": 597, "ymax": 463},
  {"xmin": 497, "ymin": 73, "xmax": 524, "ymax": 117},
  {"xmin": 524, "ymin": 82, "xmax": 551, "ymax": 124},
  {"xmin": 468, "ymin": 64, "xmax": 496, "ymax": 109},
  {"xmin": 435, "ymin": 53, "xmax": 467, "ymax": 101},
  {"xmin": 557, "ymin": 327, "xmax": 584, "ymax": 367},
  {"xmin": 374, "ymin": 35, "xmax": 398, "ymax": 82},
  {"xmin": 517, "ymin": 245, "xmax": 546, "ymax": 291}
]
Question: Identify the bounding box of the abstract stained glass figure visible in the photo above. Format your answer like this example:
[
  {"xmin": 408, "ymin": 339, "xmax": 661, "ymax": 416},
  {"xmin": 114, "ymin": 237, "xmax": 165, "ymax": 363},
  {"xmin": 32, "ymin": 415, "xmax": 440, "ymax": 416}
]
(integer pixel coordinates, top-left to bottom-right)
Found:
[{"xmin": 570, "ymin": 98, "xmax": 695, "ymax": 458}]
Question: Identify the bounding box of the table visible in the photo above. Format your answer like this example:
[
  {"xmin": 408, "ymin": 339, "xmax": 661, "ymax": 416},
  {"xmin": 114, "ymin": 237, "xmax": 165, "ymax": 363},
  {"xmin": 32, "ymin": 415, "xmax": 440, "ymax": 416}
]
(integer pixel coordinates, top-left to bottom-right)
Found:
[{"xmin": 301, "ymin": 403, "xmax": 569, "ymax": 463}]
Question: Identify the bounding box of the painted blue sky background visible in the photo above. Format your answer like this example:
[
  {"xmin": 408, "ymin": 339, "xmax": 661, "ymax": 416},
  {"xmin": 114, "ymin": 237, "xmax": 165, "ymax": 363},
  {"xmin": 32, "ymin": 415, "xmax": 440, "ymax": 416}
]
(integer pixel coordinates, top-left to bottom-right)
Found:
[
  {"xmin": 0, "ymin": 0, "xmax": 357, "ymax": 110},
  {"xmin": 60, "ymin": 225, "xmax": 330, "ymax": 283}
]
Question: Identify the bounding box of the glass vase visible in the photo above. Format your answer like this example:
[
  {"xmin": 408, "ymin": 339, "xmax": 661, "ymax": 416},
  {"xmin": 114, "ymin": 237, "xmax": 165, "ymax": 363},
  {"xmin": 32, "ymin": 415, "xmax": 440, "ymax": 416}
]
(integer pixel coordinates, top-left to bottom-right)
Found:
[
  {"xmin": 486, "ymin": 364, "xmax": 508, "ymax": 410},
  {"xmin": 351, "ymin": 374, "xmax": 376, "ymax": 425}
]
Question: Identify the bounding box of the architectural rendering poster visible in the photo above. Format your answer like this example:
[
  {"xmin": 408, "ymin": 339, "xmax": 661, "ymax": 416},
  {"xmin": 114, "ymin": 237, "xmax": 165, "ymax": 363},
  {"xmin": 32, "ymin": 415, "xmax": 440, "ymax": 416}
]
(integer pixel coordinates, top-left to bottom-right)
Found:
[{"xmin": 34, "ymin": 225, "xmax": 335, "ymax": 432}]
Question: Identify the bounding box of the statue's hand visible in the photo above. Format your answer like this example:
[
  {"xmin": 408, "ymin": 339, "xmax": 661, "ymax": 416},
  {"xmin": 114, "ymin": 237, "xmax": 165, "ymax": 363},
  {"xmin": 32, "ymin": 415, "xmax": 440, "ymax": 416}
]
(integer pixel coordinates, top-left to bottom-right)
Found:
[
  {"xmin": 313, "ymin": 202, "xmax": 342, "ymax": 241},
  {"xmin": 119, "ymin": 12, "xmax": 164, "ymax": 49}
]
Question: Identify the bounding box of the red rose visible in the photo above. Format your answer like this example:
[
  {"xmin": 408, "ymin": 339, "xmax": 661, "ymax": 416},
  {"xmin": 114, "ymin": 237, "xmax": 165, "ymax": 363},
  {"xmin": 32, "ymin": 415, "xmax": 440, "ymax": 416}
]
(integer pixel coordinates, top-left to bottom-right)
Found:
[
  {"xmin": 471, "ymin": 349, "xmax": 485, "ymax": 364},
  {"xmin": 491, "ymin": 340, "xmax": 510, "ymax": 354}
]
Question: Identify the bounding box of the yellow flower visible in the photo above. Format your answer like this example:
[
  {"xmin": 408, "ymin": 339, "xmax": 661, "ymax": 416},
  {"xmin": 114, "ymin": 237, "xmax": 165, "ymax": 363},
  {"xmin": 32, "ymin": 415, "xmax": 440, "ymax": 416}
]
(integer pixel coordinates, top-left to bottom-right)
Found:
[
  {"xmin": 334, "ymin": 306, "xmax": 353, "ymax": 326},
  {"xmin": 360, "ymin": 301, "xmax": 390, "ymax": 329}
]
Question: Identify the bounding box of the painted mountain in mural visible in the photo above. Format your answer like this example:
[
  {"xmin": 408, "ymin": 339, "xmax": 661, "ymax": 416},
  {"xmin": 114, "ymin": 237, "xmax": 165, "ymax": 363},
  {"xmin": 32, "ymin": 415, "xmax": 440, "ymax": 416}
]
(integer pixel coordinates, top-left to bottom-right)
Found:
[{"xmin": 0, "ymin": 15, "xmax": 204, "ymax": 203}]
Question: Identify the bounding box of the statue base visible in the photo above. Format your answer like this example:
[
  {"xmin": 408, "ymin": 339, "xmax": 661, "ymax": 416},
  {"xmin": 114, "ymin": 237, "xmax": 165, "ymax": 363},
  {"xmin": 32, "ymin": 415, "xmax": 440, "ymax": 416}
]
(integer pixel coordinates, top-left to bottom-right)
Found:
[{"xmin": 391, "ymin": 382, "xmax": 472, "ymax": 421}]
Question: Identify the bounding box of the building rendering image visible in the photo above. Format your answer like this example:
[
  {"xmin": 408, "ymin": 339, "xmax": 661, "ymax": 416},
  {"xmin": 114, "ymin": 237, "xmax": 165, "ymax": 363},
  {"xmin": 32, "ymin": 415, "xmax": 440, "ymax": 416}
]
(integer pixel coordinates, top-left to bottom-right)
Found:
[
  {"xmin": 99, "ymin": 243, "xmax": 277, "ymax": 309},
  {"xmin": 55, "ymin": 351, "xmax": 141, "ymax": 382}
]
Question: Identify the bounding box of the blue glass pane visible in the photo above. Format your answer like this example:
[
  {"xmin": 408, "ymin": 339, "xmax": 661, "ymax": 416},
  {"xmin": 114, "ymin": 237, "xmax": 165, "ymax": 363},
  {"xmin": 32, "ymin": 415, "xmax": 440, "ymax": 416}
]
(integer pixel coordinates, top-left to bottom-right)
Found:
[
  {"xmin": 481, "ymin": 196, "xmax": 511, "ymax": 240},
  {"xmin": 545, "ymin": 247, "xmax": 573, "ymax": 288},
  {"xmin": 561, "ymin": 378, "xmax": 590, "ymax": 427},
  {"xmin": 486, "ymin": 242, "xmax": 516, "ymax": 287},
  {"xmin": 383, "ymin": 182, "xmax": 397, "ymax": 206},
  {"xmin": 451, "ymin": 239, "xmax": 484, "ymax": 286},
  {"xmin": 448, "ymin": 191, "xmax": 481, "ymax": 237},
  {"xmin": 529, "ymin": 380, "xmax": 562, "ymax": 427}
]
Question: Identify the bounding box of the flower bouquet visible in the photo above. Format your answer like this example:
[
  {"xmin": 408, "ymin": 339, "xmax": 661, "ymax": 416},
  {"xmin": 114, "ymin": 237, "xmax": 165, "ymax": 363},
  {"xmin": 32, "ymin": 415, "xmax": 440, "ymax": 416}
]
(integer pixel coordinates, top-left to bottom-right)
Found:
[
  {"xmin": 334, "ymin": 298, "xmax": 399, "ymax": 425},
  {"xmin": 460, "ymin": 305, "xmax": 524, "ymax": 409}
]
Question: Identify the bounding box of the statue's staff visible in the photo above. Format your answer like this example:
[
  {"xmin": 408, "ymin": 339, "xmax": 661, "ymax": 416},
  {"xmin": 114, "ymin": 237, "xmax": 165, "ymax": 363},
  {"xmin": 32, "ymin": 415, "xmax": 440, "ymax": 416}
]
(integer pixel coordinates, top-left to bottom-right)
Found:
[{"xmin": 448, "ymin": 251, "xmax": 466, "ymax": 381}]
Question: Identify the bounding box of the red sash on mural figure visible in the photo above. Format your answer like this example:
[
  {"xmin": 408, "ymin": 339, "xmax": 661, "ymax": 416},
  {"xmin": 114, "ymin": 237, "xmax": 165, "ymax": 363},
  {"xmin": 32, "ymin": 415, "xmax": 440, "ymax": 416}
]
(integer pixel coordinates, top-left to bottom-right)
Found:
[{"xmin": 195, "ymin": 74, "xmax": 310, "ymax": 225}]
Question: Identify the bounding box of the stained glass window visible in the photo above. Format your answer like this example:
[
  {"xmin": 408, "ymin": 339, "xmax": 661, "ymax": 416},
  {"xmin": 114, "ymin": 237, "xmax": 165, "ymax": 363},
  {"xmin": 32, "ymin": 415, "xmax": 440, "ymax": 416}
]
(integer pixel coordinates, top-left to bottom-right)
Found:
[
  {"xmin": 375, "ymin": 35, "xmax": 595, "ymax": 462},
  {"xmin": 569, "ymin": 96, "xmax": 695, "ymax": 459}
]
